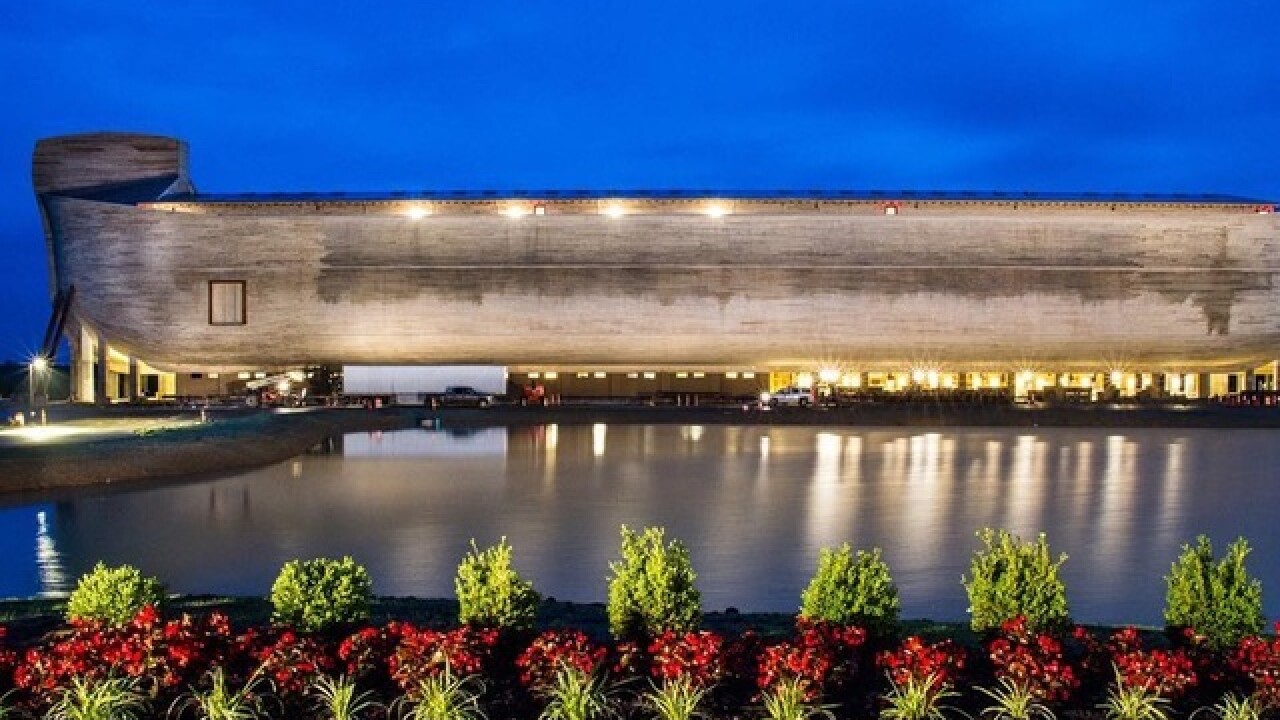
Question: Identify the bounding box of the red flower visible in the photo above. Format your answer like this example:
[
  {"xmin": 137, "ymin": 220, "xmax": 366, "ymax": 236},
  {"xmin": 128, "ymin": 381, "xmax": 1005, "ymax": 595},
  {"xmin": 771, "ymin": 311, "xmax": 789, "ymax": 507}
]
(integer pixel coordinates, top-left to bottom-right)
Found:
[
  {"xmin": 515, "ymin": 629, "xmax": 606, "ymax": 689},
  {"xmin": 876, "ymin": 636, "xmax": 967, "ymax": 688},
  {"xmin": 648, "ymin": 631, "xmax": 726, "ymax": 687},
  {"xmin": 987, "ymin": 615, "xmax": 1079, "ymax": 703}
]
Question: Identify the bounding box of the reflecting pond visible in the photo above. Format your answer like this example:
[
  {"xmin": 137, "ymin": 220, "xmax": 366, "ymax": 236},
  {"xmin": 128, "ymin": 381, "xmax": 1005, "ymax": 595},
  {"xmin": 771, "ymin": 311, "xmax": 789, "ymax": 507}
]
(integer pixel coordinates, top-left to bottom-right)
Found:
[{"xmin": 2, "ymin": 424, "xmax": 1277, "ymax": 624}]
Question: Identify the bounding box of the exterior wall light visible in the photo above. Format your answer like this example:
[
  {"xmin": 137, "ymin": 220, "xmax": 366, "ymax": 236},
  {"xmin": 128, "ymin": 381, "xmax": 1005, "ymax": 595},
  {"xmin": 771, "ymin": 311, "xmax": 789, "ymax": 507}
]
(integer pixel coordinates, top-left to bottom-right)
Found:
[
  {"xmin": 818, "ymin": 368, "xmax": 840, "ymax": 384},
  {"xmin": 704, "ymin": 203, "xmax": 727, "ymax": 218},
  {"xmin": 603, "ymin": 203, "xmax": 625, "ymax": 218},
  {"xmin": 406, "ymin": 206, "xmax": 430, "ymax": 219},
  {"xmin": 534, "ymin": 203, "xmax": 546, "ymax": 216},
  {"xmin": 503, "ymin": 206, "xmax": 529, "ymax": 218}
]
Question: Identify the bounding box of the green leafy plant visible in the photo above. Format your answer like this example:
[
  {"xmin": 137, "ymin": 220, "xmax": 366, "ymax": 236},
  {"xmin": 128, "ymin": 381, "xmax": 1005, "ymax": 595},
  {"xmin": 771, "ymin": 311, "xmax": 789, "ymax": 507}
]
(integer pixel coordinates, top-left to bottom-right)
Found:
[
  {"xmin": 537, "ymin": 665, "xmax": 617, "ymax": 720},
  {"xmin": 65, "ymin": 563, "xmax": 164, "ymax": 627},
  {"xmin": 394, "ymin": 668, "xmax": 487, "ymax": 720},
  {"xmin": 799, "ymin": 544, "xmax": 900, "ymax": 635},
  {"xmin": 1098, "ymin": 669, "xmax": 1170, "ymax": 720},
  {"xmin": 978, "ymin": 678, "xmax": 1056, "ymax": 720},
  {"xmin": 880, "ymin": 673, "xmax": 965, "ymax": 720},
  {"xmin": 1164, "ymin": 536, "xmax": 1264, "ymax": 651},
  {"xmin": 962, "ymin": 529, "xmax": 1068, "ymax": 632},
  {"xmin": 761, "ymin": 676, "xmax": 836, "ymax": 720},
  {"xmin": 455, "ymin": 538, "xmax": 541, "ymax": 632},
  {"xmin": 0, "ymin": 690, "xmax": 16, "ymax": 720},
  {"xmin": 311, "ymin": 675, "xmax": 381, "ymax": 720},
  {"xmin": 270, "ymin": 556, "xmax": 372, "ymax": 632},
  {"xmin": 644, "ymin": 677, "xmax": 708, "ymax": 720},
  {"xmin": 606, "ymin": 525, "xmax": 701, "ymax": 640},
  {"xmin": 47, "ymin": 675, "xmax": 148, "ymax": 720},
  {"xmin": 170, "ymin": 667, "xmax": 270, "ymax": 720},
  {"xmin": 1191, "ymin": 695, "xmax": 1263, "ymax": 720}
]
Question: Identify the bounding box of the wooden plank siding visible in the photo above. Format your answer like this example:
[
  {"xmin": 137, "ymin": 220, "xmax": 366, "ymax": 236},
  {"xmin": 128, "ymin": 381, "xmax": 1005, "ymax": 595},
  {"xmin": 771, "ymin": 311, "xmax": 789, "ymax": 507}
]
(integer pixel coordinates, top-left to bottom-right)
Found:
[{"xmin": 34, "ymin": 134, "xmax": 1280, "ymax": 373}]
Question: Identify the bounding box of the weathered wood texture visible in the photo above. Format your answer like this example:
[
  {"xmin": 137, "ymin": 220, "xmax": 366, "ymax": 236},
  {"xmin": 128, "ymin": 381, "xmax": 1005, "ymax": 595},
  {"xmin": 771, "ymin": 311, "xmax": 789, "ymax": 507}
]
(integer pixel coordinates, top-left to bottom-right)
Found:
[
  {"xmin": 33, "ymin": 133, "xmax": 186, "ymax": 195},
  {"xmin": 35, "ymin": 134, "xmax": 1280, "ymax": 372}
]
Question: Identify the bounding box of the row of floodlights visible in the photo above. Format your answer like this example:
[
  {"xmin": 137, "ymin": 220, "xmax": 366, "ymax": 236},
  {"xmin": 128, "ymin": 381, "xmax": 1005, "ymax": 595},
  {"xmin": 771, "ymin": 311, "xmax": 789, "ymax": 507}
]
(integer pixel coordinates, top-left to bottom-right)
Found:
[
  {"xmin": 525, "ymin": 371, "xmax": 758, "ymax": 380},
  {"xmin": 403, "ymin": 202, "xmax": 734, "ymax": 219}
]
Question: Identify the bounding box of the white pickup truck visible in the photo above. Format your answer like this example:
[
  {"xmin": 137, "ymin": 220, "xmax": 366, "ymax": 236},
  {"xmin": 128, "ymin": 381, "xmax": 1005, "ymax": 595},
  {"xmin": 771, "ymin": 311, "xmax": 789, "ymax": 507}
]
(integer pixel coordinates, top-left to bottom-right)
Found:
[{"xmin": 762, "ymin": 386, "xmax": 815, "ymax": 407}]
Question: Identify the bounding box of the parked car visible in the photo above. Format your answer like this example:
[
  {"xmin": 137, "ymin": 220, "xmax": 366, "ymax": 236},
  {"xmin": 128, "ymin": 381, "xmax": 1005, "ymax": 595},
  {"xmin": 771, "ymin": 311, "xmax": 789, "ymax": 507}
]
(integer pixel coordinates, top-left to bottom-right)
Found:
[
  {"xmin": 436, "ymin": 386, "xmax": 496, "ymax": 408},
  {"xmin": 761, "ymin": 386, "xmax": 815, "ymax": 407}
]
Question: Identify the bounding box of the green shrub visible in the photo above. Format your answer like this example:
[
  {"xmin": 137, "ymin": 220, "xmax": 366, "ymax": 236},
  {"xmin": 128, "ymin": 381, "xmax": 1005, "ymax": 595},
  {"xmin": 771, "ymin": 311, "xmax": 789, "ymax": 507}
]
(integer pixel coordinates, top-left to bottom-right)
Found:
[
  {"xmin": 961, "ymin": 528, "xmax": 1069, "ymax": 633},
  {"xmin": 606, "ymin": 525, "xmax": 701, "ymax": 640},
  {"xmin": 270, "ymin": 556, "xmax": 372, "ymax": 632},
  {"xmin": 455, "ymin": 537, "xmax": 541, "ymax": 631},
  {"xmin": 65, "ymin": 563, "xmax": 165, "ymax": 627},
  {"xmin": 799, "ymin": 544, "xmax": 900, "ymax": 635},
  {"xmin": 1164, "ymin": 535, "xmax": 1263, "ymax": 650}
]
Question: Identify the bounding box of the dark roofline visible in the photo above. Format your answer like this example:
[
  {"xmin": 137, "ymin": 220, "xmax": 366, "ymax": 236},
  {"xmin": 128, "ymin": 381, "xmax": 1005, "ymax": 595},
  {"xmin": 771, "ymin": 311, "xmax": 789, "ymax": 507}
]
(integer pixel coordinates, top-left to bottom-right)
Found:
[{"xmin": 158, "ymin": 188, "xmax": 1274, "ymax": 206}]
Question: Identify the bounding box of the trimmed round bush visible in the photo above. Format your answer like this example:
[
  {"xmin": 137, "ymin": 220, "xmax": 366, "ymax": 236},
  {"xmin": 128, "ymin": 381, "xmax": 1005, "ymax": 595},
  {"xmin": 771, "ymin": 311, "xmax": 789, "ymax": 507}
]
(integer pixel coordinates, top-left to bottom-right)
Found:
[
  {"xmin": 1165, "ymin": 535, "xmax": 1263, "ymax": 650},
  {"xmin": 270, "ymin": 556, "xmax": 372, "ymax": 632},
  {"xmin": 456, "ymin": 537, "xmax": 541, "ymax": 631},
  {"xmin": 66, "ymin": 562, "xmax": 165, "ymax": 626},
  {"xmin": 799, "ymin": 544, "xmax": 899, "ymax": 635},
  {"xmin": 606, "ymin": 525, "xmax": 701, "ymax": 640},
  {"xmin": 962, "ymin": 528, "xmax": 1069, "ymax": 632}
]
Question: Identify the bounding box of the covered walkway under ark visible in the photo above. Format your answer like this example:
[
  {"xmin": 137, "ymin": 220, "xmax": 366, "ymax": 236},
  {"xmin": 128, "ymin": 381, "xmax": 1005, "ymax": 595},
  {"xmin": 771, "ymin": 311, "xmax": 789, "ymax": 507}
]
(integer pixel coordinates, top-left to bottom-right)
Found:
[{"xmin": 67, "ymin": 324, "xmax": 176, "ymax": 404}]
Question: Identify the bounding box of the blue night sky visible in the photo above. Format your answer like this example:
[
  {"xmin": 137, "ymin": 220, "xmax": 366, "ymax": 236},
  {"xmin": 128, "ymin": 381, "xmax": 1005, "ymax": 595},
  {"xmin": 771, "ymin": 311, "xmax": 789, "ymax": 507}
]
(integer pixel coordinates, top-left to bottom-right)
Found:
[{"xmin": 0, "ymin": 2, "xmax": 1277, "ymax": 362}]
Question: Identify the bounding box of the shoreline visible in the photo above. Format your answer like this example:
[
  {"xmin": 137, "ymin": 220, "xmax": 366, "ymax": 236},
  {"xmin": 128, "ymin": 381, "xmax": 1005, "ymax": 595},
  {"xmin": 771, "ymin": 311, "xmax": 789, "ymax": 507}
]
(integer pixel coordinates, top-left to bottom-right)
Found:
[{"xmin": 1, "ymin": 403, "xmax": 1278, "ymax": 496}]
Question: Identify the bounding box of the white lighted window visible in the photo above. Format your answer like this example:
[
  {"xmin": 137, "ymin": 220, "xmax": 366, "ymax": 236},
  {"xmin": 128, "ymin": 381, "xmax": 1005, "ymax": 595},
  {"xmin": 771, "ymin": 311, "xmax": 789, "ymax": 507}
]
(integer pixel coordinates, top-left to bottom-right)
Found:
[
  {"xmin": 576, "ymin": 372, "xmax": 589, "ymax": 379},
  {"xmin": 676, "ymin": 372, "xmax": 689, "ymax": 379},
  {"xmin": 692, "ymin": 371, "xmax": 705, "ymax": 378},
  {"xmin": 725, "ymin": 371, "xmax": 739, "ymax": 379},
  {"xmin": 544, "ymin": 371, "xmax": 558, "ymax": 379},
  {"xmin": 593, "ymin": 371, "xmax": 607, "ymax": 379},
  {"xmin": 742, "ymin": 371, "xmax": 755, "ymax": 379},
  {"xmin": 209, "ymin": 281, "xmax": 246, "ymax": 325},
  {"xmin": 627, "ymin": 373, "xmax": 639, "ymax": 379},
  {"xmin": 527, "ymin": 372, "xmax": 541, "ymax": 379},
  {"xmin": 237, "ymin": 372, "xmax": 251, "ymax": 380},
  {"xmin": 643, "ymin": 372, "xmax": 656, "ymax": 380}
]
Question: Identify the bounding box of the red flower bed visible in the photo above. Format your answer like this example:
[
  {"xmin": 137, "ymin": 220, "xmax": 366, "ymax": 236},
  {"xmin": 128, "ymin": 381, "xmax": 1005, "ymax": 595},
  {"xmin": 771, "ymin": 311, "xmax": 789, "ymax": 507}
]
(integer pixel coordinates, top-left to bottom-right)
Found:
[
  {"xmin": 648, "ymin": 630, "xmax": 726, "ymax": 686},
  {"xmin": 756, "ymin": 621, "xmax": 867, "ymax": 701},
  {"xmin": 987, "ymin": 615, "xmax": 1079, "ymax": 703},
  {"xmin": 877, "ymin": 635, "xmax": 967, "ymax": 688},
  {"xmin": 1229, "ymin": 621, "xmax": 1280, "ymax": 708},
  {"xmin": 389, "ymin": 623, "xmax": 499, "ymax": 690},
  {"xmin": 13, "ymin": 606, "xmax": 241, "ymax": 707},
  {"xmin": 1, "ymin": 606, "xmax": 1275, "ymax": 719},
  {"xmin": 514, "ymin": 629, "xmax": 606, "ymax": 688},
  {"xmin": 244, "ymin": 627, "xmax": 336, "ymax": 696},
  {"xmin": 1105, "ymin": 627, "xmax": 1197, "ymax": 699}
]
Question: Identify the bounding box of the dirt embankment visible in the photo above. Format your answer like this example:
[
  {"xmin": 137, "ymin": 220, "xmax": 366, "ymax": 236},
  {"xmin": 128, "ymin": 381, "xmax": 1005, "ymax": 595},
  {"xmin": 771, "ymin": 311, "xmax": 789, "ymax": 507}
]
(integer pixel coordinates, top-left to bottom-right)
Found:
[{"xmin": 0, "ymin": 409, "xmax": 412, "ymax": 495}]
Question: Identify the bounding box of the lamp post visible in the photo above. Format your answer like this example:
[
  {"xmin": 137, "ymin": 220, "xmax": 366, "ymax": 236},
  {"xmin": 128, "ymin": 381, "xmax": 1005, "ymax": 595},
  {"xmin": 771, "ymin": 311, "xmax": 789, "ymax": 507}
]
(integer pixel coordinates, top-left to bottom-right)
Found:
[{"xmin": 29, "ymin": 356, "xmax": 48, "ymax": 408}]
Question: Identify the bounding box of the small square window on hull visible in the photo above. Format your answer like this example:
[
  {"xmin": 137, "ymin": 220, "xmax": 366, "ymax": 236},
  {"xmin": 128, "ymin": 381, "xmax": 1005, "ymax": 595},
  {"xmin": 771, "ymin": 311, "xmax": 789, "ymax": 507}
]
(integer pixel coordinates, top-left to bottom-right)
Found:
[{"xmin": 209, "ymin": 281, "xmax": 246, "ymax": 325}]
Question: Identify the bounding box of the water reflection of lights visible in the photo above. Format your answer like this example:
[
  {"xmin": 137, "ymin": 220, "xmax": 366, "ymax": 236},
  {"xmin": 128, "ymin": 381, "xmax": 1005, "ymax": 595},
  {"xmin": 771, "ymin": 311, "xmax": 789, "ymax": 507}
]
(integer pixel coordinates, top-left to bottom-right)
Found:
[
  {"xmin": 1158, "ymin": 442, "xmax": 1185, "ymax": 548},
  {"xmin": 592, "ymin": 423, "xmax": 607, "ymax": 457},
  {"xmin": 807, "ymin": 433, "xmax": 846, "ymax": 549},
  {"xmin": 35, "ymin": 510, "xmax": 69, "ymax": 597},
  {"xmin": 901, "ymin": 433, "xmax": 944, "ymax": 564},
  {"xmin": 1098, "ymin": 435, "xmax": 1136, "ymax": 577},
  {"xmin": 681, "ymin": 425, "xmax": 705, "ymax": 442},
  {"xmin": 759, "ymin": 436, "xmax": 769, "ymax": 457}
]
